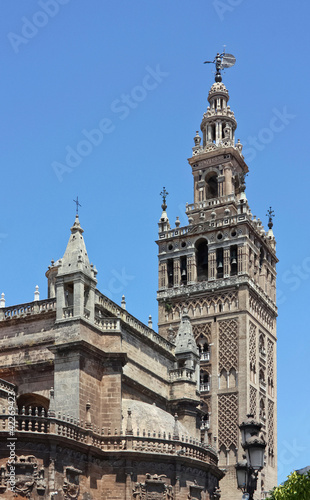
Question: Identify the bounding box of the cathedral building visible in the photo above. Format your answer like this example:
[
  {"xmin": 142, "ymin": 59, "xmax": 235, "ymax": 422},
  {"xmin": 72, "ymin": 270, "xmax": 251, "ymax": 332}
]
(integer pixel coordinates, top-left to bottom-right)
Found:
[{"xmin": 0, "ymin": 70, "xmax": 277, "ymax": 499}]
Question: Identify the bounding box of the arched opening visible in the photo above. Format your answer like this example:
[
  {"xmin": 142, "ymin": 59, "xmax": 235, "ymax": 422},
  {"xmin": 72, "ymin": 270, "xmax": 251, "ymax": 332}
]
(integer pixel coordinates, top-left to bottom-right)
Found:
[
  {"xmin": 219, "ymin": 445, "xmax": 227, "ymax": 466},
  {"xmin": 205, "ymin": 174, "xmax": 218, "ymax": 199},
  {"xmin": 195, "ymin": 239, "xmax": 208, "ymax": 282},
  {"xmin": 219, "ymin": 369, "xmax": 228, "ymax": 389},
  {"xmin": 230, "ymin": 245, "xmax": 238, "ymax": 276},
  {"xmin": 17, "ymin": 394, "xmax": 49, "ymax": 432},
  {"xmin": 167, "ymin": 259, "xmax": 174, "ymax": 288},
  {"xmin": 180, "ymin": 256, "xmax": 187, "ymax": 285},
  {"xmin": 198, "ymin": 337, "xmax": 210, "ymax": 361},
  {"xmin": 229, "ymin": 368, "xmax": 237, "ymax": 388},
  {"xmin": 216, "ymin": 248, "xmax": 223, "ymax": 279},
  {"xmin": 200, "ymin": 371, "xmax": 210, "ymax": 392},
  {"xmin": 259, "ymin": 399, "xmax": 266, "ymax": 421}
]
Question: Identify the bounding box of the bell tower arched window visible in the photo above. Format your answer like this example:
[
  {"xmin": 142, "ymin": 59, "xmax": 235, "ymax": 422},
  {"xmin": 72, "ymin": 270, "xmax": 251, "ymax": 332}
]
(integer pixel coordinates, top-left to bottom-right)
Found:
[
  {"xmin": 205, "ymin": 174, "xmax": 218, "ymax": 199},
  {"xmin": 196, "ymin": 239, "xmax": 208, "ymax": 282}
]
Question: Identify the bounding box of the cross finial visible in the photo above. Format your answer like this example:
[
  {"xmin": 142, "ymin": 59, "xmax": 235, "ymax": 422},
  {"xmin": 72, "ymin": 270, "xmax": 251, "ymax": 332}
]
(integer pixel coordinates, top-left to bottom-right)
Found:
[
  {"xmin": 266, "ymin": 206, "xmax": 275, "ymax": 229},
  {"xmin": 160, "ymin": 187, "xmax": 169, "ymax": 211},
  {"xmin": 73, "ymin": 196, "xmax": 81, "ymax": 215}
]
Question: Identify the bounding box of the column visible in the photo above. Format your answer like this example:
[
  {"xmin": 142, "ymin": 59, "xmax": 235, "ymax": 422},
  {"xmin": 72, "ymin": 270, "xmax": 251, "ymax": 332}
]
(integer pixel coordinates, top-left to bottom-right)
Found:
[
  {"xmin": 55, "ymin": 281, "xmax": 65, "ymax": 321},
  {"xmin": 187, "ymin": 254, "xmax": 197, "ymax": 283},
  {"xmin": 238, "ymin": 246, "xmax": 244, "ymax": 274},
  {"xmin": 224, "ymin": 248, "xmax": 230, "ymax": 278},
  {"xmin": 208, "ymin": 251, "xmax": 216, "ymax": 280},
  {"xmin": 73, "ymin": 278, "xmax": 84, "ymax": 318},
  {"xmin": 174, "ymin": 258, "xmax": 180, "ymax": 287}
]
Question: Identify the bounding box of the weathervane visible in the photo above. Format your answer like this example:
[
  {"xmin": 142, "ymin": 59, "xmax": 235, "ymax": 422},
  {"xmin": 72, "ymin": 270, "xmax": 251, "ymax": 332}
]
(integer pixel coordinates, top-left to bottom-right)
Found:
[
  {"xmin": 266, "ymin": 206, "xmax": 275, "ymax": 229},
  {"xmin": 204, "ymin": 50, "xmax": 236, "ymax": 82},
  {"xmin": 73, "ymin": 196, "xmax": 81, "ymax": 215},
  {"xmin": 160, "ymin": 187, "xmax": 169, "ymax": 211}
]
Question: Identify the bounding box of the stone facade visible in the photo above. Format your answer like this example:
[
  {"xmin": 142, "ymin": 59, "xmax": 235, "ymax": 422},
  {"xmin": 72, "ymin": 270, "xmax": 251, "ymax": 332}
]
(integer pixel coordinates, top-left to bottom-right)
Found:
[
  {"xmin": 0, "ymin": 216, "xmax": 224, "ymax": 499},
  {"xmin": 156, "ymin": 81, "xmax": 277, "ymax": 499}
]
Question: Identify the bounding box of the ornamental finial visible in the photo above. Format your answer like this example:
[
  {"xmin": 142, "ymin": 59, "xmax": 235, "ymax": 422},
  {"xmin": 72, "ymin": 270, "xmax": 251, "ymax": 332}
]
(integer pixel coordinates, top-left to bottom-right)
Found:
[
  {"xmin": 266, "ymin": 206, "xmax": 275, "ymax": 229},
  {"xmin": 160, "ymin": 187, "xmax": 169, "ymax": 211}
]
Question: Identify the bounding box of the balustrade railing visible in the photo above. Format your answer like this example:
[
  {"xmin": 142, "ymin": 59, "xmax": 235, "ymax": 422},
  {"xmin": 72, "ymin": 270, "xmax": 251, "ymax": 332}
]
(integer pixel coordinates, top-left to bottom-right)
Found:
[
  {"xmin": 0, "ymin": 298, "xmax": 56, "ymax": 321},
  {"xmin": 0, "ymin": 410, "xmax": 217, "ymax": 465}
]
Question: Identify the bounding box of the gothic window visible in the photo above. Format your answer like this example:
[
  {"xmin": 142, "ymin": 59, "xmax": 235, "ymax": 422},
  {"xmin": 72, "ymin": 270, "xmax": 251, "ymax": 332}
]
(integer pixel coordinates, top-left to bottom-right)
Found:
[
  {"xmin": 229, "ymin": 368, "xmax": 237, "ymax": 388},
  {"xmin": 230, "ymin": 245, "xmax": 238, "ymax": 276},
  {"xmin": 219, "ymin": 369, "xmax": 228, "ymax": 389},
  {"xmin": 195, "ymin": 239, "xmax": 208, "ymax": 281},
  {"xmin": 219, "ymin": 445, "xmax": 227, "ymax": 466},
  {"xmin": 216, "ymin": 248, "xmax": 223, "ymax": 279},
  {"xmin": 167, "ymin": 259, "xmax": 174, "ymax": 288},
  {"xmin": 228, "ymin": 444, "xmax": 237, "ymax": 465}
]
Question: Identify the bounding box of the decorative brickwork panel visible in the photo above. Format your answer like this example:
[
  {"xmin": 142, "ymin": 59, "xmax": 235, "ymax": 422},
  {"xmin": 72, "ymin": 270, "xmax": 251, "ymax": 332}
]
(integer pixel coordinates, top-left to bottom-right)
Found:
[
  {"xmin": 249, "ymin": 321, "xmax": 257, "ymax": 368},
  {"xmin": 218, "ymin": 393, "xmax": 238, "ymax": 449},
  {"xmin": 267, "ymin": 338, "xmax": 274, "ymax": 380},
  {"xmin": 268, "ymin": 399, "xmax": 274, "ymax": 450},
  {"xmin": 249, "ymin": 385, "xmax": 257, "ymax": 417},
  {"xmin": 193, "ymin": 322, "xmax": 212, "ymax": 342},
  {"xmin": 169, "ymin": 291, "xmax": 238, "ymax": 319},
  {"xmin": 218, "ymin": 319, "xmax": 238, "ymax": 372},
  {"xmin": 249, "ymin": 293, "xmax": 274, "ymax": 330}
]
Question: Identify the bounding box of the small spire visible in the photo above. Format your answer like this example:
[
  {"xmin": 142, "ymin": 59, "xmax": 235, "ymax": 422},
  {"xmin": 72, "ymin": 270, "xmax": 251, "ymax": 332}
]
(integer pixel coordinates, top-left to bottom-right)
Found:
[
  {"xmin": 121, "ymin": 295, "xmax": 126, "ymax": 310},
  {"xmin": 148, "ymin": 315, "xmax": 153, "ymax": 329},
  {"xmin": 266, "ymin": 206, "xmax": 275, "ymax": 229},
  {"xmin": 175, "ymin": 216, "xmax": 180, "ymax": 228},
  {"xmin": 34, "ymin": 285, "xmax": 40, "ymax": 302},
  {"xmin": 160, "ymin": 187, "xmax": 169, "ymax": 212},
  {"xmin": 0, "ymin": 293, "xmax": 5, "ymax": 308}
]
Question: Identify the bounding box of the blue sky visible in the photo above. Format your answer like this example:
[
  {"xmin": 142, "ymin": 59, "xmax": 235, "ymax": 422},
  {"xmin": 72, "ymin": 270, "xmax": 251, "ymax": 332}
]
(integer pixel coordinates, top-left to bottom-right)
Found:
[{"xmin": 0, "ymin": 0, "xmax": 309, "ymax": 484}]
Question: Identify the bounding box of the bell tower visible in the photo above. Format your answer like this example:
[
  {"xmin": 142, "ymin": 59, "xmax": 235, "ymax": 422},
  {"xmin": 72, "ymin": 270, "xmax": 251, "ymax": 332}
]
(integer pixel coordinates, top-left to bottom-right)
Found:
[{"xmin": 156, "ymin": 75, "xmax": 277, "ymax": 499}]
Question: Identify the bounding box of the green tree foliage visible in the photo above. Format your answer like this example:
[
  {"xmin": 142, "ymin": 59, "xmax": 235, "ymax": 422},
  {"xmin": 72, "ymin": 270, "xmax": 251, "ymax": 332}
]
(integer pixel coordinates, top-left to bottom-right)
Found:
[{"xmin": 266, "ymin": 471, "xmax": 310, "ymax": 500}]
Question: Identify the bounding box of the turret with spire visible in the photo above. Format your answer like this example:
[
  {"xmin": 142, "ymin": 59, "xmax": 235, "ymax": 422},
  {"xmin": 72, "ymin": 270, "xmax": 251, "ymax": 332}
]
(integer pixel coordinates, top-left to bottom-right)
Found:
[{"xmin": 46, "ymin": 214, "xmax": 97, "ymax": 322}]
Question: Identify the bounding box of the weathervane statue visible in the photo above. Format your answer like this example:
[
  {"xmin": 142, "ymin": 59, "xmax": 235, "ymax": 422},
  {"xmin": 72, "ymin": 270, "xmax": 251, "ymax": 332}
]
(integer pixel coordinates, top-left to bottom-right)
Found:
[{"xmin": 204, "ymin": 50, "xmax": 236, "ymax": 82}]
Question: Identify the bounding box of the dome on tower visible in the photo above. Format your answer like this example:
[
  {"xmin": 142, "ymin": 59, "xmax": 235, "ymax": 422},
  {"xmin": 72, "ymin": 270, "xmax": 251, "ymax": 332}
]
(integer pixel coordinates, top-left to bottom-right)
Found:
[{"xmin": 208, "ymin": 81, "xmax": 229, "ymax": 101}]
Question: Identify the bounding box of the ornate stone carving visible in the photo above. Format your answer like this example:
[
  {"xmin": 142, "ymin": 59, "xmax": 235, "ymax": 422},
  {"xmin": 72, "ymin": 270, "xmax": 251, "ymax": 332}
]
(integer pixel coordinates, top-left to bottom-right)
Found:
[
  {"xmin": 218, "ymin": 318, "xmax": 238, "ymax": 372},
  {"xmin": 249, "ymin": 385, "xmax": 257, "ymax": 417},
  {"xmin": 249, "ymin": 321, "xmax": 257, "ymax": 369},
  {"xmin": 132, "ymin": 474, "xmax": 173, "ymax": 499},
  {"xmin": 218, "ymin": 393, "xmax": 238, "ymax": 449},
  {"xmin": 193, "ymin": 322, "xmax": 211, "ymax": 342}
]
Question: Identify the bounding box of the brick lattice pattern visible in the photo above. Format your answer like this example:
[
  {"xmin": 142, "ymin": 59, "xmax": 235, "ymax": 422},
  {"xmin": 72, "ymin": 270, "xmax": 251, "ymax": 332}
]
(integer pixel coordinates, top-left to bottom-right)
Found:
[
  {"xmin": 219, "ymin": 319, "xmax": 238, "ymax": 372},
  {"xmin": 218, "ymin": 393, "xmax": 238, "ymax": 449},
  {"xmin": 249, "ymin": 385, "xmax": 257, "ymax": 417}
]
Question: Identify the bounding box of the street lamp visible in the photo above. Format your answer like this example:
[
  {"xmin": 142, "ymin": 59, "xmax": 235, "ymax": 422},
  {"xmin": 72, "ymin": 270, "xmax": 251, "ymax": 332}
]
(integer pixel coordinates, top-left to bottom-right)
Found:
[{"xmin": 235, "ymin": 414, "xmax": 266, "ymax": 500}]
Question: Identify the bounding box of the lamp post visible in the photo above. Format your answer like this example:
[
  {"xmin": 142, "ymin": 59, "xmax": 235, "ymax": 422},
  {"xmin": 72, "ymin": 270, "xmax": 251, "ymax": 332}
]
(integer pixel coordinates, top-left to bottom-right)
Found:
[{"xmin": 235, "ymin": 414, "xmax": 266, "ymax": 500}]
